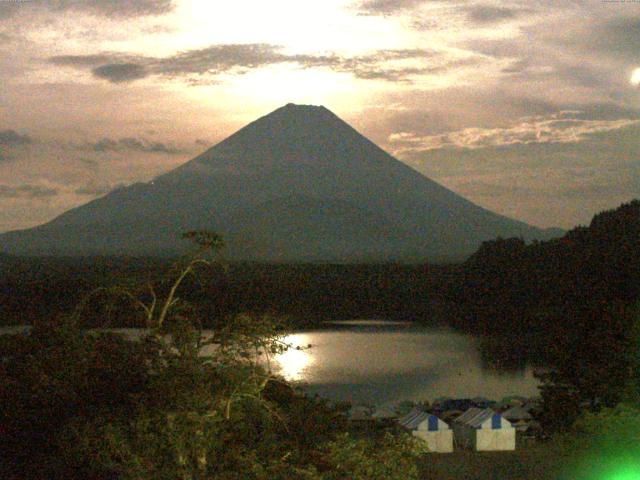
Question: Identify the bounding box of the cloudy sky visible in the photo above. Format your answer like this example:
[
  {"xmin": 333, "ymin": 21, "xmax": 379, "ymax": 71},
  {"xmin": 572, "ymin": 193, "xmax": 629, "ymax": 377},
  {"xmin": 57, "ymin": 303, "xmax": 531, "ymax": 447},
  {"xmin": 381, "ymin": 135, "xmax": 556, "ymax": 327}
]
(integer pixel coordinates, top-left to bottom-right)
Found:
[{"xmin": 0, "ymin": 0, "xmax": 639, "ymax": 232}]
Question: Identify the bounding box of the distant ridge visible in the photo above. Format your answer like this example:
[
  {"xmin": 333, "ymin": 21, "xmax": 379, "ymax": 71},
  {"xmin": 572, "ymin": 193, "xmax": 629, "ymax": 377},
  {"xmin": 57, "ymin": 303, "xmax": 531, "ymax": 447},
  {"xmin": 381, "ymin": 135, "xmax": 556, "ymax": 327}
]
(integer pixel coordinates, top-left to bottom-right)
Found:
[{"xmin": 0, "ymin": 104, "xmax": 561, "ymax": 261}]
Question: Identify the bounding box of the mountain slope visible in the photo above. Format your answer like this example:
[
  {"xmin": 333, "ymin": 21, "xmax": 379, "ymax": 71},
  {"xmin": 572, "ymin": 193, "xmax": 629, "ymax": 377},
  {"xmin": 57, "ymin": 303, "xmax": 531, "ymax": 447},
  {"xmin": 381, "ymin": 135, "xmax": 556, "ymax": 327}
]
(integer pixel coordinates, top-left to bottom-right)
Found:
[{"xmin": 0, "ymin": 103, "xmax": 561, "ymax": 261}]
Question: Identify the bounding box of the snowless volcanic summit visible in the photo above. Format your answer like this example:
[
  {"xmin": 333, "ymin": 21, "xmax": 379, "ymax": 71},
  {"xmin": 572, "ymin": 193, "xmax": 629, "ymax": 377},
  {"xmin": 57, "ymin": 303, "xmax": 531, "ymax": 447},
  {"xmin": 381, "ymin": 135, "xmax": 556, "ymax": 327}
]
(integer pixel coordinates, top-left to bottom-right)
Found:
[{"xmin": 0, "ymin": 104, "xmax": 560, "ymax": 261}]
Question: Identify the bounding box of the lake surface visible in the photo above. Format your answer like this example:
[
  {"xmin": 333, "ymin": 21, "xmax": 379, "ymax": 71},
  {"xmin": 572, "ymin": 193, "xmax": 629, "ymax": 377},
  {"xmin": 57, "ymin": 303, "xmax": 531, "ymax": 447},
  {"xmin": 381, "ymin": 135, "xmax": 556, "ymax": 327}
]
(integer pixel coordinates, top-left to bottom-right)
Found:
[
  {"xmin": 270, "ymin": 320, "xmax": 540, "ymax": 405},
  {"xmin": 1, "ymin": 321, "xmax": 540, "ymax": 406}
]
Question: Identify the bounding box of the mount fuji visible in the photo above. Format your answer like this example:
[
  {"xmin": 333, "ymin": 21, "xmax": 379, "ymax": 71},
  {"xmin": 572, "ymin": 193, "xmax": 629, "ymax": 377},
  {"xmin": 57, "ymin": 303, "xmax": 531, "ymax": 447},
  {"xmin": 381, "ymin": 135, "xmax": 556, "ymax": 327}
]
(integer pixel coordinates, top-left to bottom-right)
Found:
[{"xmin": 0, "ymin": 104, "xmax": 561, "ymax": 261}]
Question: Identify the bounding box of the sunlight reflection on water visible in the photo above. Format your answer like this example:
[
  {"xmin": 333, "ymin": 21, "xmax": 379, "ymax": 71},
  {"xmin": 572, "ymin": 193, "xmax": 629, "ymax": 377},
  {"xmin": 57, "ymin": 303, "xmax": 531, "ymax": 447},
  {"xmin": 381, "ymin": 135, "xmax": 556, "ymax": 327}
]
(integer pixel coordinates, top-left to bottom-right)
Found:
[
  {"xmin": 270, "ymin": 321, "xmax": 540, "ymax": 405},
  {"xmin": 274, "ymin": 334, "xmax": 314, "ymax": 382}
]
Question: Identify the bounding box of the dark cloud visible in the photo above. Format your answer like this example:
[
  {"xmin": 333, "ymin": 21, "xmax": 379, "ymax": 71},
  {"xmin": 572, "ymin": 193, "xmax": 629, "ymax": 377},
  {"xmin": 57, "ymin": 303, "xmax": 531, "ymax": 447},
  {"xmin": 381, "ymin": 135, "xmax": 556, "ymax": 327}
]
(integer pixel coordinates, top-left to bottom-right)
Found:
[
  {"xmin": 500, "ymin": 59, "xmax": 530, "ymax": 74},
  {"xmin": 51, "ymin": 44, "xmax": 289, "ymax": 83},
  {"xmin": 52, "ymin": 44, "xmax": 471, "ymax": 84},
  {"xmin": 93, "ymin": 63, "xmax": 149, "ymax": 82},
  {"xmin": 78, "ymin": 157, "xmax": 99, "ymax": 168},
  {"xmin": 356, "ymin": 0, "xmax": 515, "ymax": 19},
  {"xmin": 90, "ymin": 136, "xmax": 182, "ymax": 154},
  {"xmin": 0, "ymin": 0, "xmax": 174, "ymax": 21},
  {"xmin": 555, "ymin": 63, "xmax": 613, "ymax": 89},
  {"xmin": 356, "ymin": 0, "xmax": 428, "ymax": 15},
  {"xmin": 0, "ymin": 184, "xmax": 58, "ymax": 198},
  {"xmin": 0, "ymin": 129, "xmax": 32, "ymax": 146},
  {"xmin": 53, "ymin": 44, "xmax": 293, "ymax": 82},
  {"xmin": 91, "ymin": 138, "xmax": 118, "ymax": 152},
  {"xmin": 349, "ymin": 66, "xmax": 434, "ymax": 82},
  {"xmin": 465, "ymin": 6, "xmax": 516, "ymax": 24},
  {"xmin": 593, "ymin": 16, "xmax": 640, "ymax": 58},
  {"xmin": 540, "ymin": 15, "xmax": 640, "ymax": 70},
  {"xmin": 59, "ymin": 0, "xmax": 175, "ymax": 17},
  {"xmin": 159, "ymin": 44, "xmax": 290, "ymax": 75}
]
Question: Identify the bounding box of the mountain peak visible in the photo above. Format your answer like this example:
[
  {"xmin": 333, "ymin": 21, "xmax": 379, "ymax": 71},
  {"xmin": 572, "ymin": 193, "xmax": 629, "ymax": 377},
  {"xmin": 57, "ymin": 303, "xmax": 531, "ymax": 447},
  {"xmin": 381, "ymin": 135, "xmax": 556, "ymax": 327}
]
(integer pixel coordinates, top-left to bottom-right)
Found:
[
  {"xmin": 266, "ymin": 102, "xmax": 334, "ymax": 117},
  {"xmin": 169, "ymin": 102, "xmax": 358, "ymax": 177},
  {"xmin": 282, "ymin": 102, "xmax": 327, "ymax": 111},
  {"xmin": 267, "ymin": 103, "xmax": 334, "ymax": 122},
  {"xmin": 208, "ymin": 102, "xmax": 349, "ymax": 152}
]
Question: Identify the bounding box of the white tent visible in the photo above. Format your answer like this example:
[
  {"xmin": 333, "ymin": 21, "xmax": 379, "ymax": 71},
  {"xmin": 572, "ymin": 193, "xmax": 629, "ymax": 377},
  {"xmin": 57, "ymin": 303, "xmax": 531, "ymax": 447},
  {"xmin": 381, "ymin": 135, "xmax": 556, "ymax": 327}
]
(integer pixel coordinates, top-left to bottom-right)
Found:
[
  {"xmin": 502, "ymin": 406, "xmax": 533, "ymax": 432},
  {"xmin": 453, "ymin": 408, "xmax": 515, "ymax": 451},
  {"xmin": 398, "ymin": 410, "xmax": 453, "ymax": 453}
]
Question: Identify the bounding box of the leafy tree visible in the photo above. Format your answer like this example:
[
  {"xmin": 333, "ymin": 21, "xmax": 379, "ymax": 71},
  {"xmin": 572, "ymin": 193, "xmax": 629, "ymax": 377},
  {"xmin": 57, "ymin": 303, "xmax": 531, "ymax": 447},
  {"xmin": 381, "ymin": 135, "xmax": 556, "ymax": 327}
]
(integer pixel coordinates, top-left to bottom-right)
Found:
[
  {"xmin": 0, "ymin": 318, "xmax": 151, "ymax": 478},
  {"xmin": 320, "ymin": 432, "xmax": 427, "ymax": 480},
  {"xmin": 536, "ymin": 300, "xmax": 639, "ymax": 432}
]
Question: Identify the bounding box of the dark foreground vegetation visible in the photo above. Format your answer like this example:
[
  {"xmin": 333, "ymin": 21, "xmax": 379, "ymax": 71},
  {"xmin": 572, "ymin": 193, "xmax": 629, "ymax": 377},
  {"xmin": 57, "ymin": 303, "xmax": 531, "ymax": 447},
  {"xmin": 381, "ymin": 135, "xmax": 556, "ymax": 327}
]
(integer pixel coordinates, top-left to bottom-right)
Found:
[
  {"xmin": 1, "ymin": 199, "xmax": 639, "ymax": 478},
  {"xmin": 0, "ymin": 234, "xmax": 428, "ymax": 479}
]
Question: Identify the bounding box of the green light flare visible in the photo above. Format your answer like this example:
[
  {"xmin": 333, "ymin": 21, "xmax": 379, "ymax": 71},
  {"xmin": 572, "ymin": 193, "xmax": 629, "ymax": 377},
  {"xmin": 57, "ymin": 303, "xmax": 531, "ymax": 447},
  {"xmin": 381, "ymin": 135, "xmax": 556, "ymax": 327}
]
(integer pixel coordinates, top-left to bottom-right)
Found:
[
  {"xmin": 607, "ymin": 465, "xmax": 640, "ymax": 480},
  {"xmin": 561, "ymin": 453, "xmax": 640, "ymax": 480}
]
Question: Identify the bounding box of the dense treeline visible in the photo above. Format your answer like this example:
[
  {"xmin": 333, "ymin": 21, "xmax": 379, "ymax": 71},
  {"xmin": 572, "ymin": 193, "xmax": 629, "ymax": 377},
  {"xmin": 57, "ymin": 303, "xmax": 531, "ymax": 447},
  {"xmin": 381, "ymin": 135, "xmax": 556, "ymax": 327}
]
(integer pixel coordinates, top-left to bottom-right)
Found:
[
  {"xmin": 445, "ymin": 200, "xmax": 639, "ymax": 335},
  {"xmin": 0, "ymin": 259, "xmax": 453, "ymax": 327},
  {"xmin": 443, "ymin": 199, "xmax": 640, "ymax": 429}
]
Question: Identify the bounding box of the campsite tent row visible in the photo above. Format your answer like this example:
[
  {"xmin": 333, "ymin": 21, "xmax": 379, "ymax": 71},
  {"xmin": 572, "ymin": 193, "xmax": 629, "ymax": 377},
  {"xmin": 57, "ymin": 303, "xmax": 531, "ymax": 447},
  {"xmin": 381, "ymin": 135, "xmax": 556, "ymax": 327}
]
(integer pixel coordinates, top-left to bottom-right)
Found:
[
  {"xmin": 432, "ymin": 398, "xmax": 493, "ymax": 414},
  {"xmin": 432, "ymin": 396, "xmax": 539, "ymax": 415},
  {"xmin": 399, "ymin": 408, "xmax": 515, "ymax": 452}
]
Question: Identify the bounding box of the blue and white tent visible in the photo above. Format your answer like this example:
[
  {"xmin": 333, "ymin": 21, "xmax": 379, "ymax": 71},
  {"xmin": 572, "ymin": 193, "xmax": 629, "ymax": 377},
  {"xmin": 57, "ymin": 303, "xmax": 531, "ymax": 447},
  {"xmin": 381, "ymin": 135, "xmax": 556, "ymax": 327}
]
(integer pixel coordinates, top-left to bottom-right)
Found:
[
  {"xmin": 398, "ymin": 409, "xmax": 453, "ymax": 453},
  {"xmin": 453, "ymin": 408, "xmax": 515, "ymax": 451}
]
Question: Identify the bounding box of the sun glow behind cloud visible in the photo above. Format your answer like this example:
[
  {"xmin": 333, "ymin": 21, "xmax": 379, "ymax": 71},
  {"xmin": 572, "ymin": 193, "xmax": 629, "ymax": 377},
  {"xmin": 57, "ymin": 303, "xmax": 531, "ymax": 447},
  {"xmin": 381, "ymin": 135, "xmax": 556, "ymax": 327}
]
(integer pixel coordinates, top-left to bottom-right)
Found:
[
  {"xmin": 169, "ymin": 0, "xmax": 409, "ymax": 53},
  {"xmin": 53, "ymin": 0, "xmax": 417, "ymax": 113},
  {"xmin": 222, "ymin": 65, "xmax": 359, "ymax": 109}
]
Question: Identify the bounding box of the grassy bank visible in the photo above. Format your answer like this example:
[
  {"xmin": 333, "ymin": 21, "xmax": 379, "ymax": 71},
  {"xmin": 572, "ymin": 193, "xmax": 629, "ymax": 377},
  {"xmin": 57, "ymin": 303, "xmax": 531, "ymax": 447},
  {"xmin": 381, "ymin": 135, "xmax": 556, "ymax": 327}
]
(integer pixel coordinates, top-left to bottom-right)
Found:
[{"xmin": 418, "ymin": 443, "xmax": 567, "ymax": 480}]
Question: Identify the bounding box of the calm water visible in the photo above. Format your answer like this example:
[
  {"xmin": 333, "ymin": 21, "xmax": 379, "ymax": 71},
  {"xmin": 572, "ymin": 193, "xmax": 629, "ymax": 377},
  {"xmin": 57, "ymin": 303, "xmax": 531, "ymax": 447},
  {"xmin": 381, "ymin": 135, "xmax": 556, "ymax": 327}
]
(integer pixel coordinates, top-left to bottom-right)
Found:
[
  {"xmin": 1, "ymin": 321, "xmax": 540, "ymax": 406},
  {"xmin": 271, "ymin": 320, "xmax": 540, "ymax": 405}
]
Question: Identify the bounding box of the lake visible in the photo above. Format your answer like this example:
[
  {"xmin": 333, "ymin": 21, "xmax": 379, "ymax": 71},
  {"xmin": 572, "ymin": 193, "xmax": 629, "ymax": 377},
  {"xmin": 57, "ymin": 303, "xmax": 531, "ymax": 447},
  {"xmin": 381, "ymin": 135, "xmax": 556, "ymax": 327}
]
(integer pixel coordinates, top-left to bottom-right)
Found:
[
  {"xmin": 0, "ymin": 320, "xmax": 540, "ymax": 406},
  {"xmin": 271, "ymin": 320, "xmax": 540, "ymax": 406}
]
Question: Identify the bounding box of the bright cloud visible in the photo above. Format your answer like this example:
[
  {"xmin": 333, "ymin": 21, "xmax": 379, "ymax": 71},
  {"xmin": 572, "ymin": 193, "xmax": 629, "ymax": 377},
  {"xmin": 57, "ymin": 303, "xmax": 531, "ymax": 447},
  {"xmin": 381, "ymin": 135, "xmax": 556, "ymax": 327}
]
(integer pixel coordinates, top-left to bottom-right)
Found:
[{"xmin": 388, "ymin": 112, "xmax": 640, "ymax": 152}]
